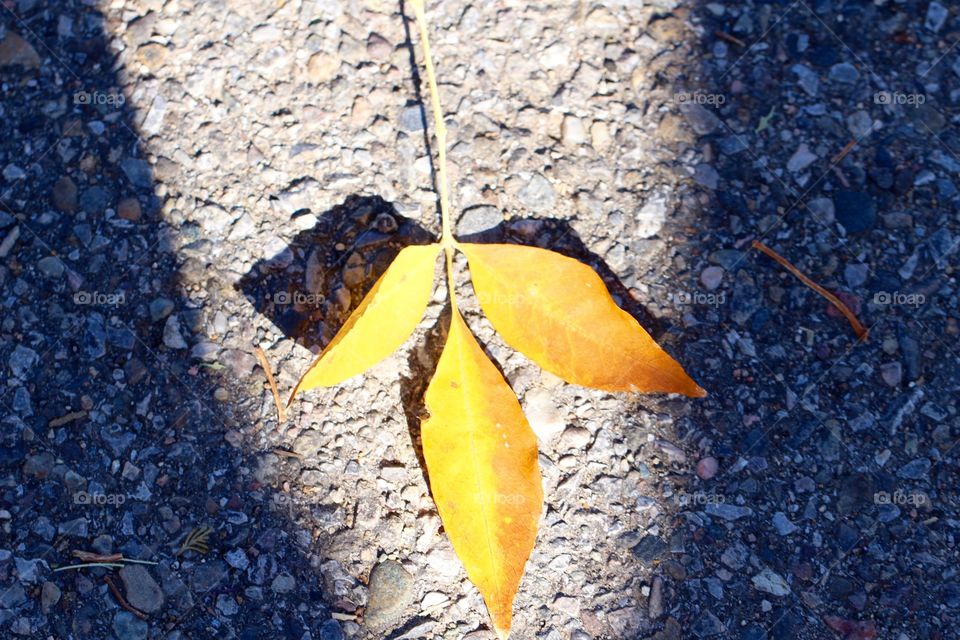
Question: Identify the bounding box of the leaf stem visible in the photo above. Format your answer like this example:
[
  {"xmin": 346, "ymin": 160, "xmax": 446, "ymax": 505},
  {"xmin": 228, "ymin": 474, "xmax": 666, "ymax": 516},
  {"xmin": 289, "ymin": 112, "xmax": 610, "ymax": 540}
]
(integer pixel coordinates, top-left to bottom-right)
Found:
[{"xmin": 410, "ymin": 0, "xmax": 458, "ymax": 309}]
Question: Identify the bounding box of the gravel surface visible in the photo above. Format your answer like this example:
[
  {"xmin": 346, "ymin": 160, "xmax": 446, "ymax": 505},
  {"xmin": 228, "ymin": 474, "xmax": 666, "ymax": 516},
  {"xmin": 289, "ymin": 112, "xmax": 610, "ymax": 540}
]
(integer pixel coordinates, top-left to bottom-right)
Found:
[{"xmin": 1, "ymin": 0, "xmax": 958, "ymax": 639}]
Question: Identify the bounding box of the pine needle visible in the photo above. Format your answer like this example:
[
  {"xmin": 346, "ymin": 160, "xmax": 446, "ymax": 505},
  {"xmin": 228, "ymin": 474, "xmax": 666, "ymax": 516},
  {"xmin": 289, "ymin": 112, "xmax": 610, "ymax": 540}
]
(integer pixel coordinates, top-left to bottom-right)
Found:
[{"xmin": 752, "ymin": 240, "xmax": 869, "ymax": 341}]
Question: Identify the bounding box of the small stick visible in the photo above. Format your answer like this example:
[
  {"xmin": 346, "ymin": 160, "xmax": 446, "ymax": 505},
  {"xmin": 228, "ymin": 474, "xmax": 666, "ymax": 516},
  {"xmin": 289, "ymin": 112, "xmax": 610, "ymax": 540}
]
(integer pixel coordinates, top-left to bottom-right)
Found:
[
  {"xmin": 715, "ymin": 30, "xmax": 746, "ymax": 48},
  {"xmin": 255, "ymin": 346, "xmax": 286, "ymax": 423},
  {"xmin": 49, "ymin": 410, "xmax": 87, "ymax": 427},
  {"xmin": 831, "ymin": 139, "xmax": 857, "ymax": 164},
  {"xmin": 831, "ymin": 165, "xmax": 850, "ymax": 188},
  {"xmin": 272, "ymin": 448, "xmax": 304, "ymax": 461},
  {"xmin": 752, "ymin": 240, "xmax": 869, "ymax": 341},
  {"xmin": 105, "ymin": 575, "xmax": 149, "ymax": 620},
  {"xmin": 72, "ymin": 551, "xmax": 123, "ymax": 563},
  {"xmin": 53, "ymin": 562, "xmax": 125, "ymax": 572}
]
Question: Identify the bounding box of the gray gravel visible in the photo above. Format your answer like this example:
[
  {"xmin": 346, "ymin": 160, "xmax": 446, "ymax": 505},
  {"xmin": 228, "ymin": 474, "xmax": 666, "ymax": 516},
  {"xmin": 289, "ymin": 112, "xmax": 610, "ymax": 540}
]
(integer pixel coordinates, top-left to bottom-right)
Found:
[{"xmin": 1, "ymin": 0, "xmax": 959, "ymax": 639}]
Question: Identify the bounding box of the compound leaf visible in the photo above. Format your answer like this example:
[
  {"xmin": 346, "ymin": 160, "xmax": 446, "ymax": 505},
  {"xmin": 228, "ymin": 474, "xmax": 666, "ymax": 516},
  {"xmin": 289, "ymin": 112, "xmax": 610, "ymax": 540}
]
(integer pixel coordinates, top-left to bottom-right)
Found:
[
  {"xmin": 289, "ymin": 243, "xmax": 440, "ymax": 399},
  {"xmin": 459, "ymin": 242, "xmax": 705, "ymax": 397},
  {"xmin": 421, "ymin": 309, "xmax": 542, "ymax": 639}
]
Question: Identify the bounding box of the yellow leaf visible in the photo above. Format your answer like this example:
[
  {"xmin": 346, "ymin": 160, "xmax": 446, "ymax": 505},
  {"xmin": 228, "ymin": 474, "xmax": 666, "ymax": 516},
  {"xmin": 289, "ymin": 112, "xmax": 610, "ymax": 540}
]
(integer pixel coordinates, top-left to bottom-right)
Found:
[
  {"xmin": 289, "ymin": 243, "xmax": 440, "ymax": 398},
  {"xmin": 421, "ymin": 309, "xmax": 542, "ymax": 638},
  {"xmin": 459, "ymin": 243, "xmax": 705, "ymax": 397}
]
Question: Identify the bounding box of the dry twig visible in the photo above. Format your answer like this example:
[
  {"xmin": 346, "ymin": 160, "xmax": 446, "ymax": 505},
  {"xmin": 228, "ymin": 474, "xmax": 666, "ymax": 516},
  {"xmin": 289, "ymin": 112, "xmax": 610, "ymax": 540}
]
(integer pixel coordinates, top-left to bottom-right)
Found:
[{"xmin": 752, "ymin": 240, "xmax": 869, "ymax": 341}]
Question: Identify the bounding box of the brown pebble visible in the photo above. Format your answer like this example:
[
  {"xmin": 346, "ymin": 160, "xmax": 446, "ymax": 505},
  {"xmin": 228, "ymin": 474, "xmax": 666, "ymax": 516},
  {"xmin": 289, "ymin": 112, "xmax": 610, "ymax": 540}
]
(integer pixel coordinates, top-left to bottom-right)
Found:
[
  {"xmin": 696, "ymin": 456, "xmax": 719, "ymax": 480},
  {"xmin": 52, "ymin": 176, "xmax": 78, "ymax": 212},
  {"xmin": 117, "ymin": 197, "xmax": 141, "ymax": 221}
]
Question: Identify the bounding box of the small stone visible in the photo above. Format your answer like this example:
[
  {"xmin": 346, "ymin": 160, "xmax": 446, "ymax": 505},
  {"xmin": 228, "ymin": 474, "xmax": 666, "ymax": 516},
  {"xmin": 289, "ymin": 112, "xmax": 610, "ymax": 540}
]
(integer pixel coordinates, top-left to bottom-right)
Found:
[
  {"xmin": 0, "ymin": 32, "xmax": 41, "ymax": 69},
  {"xmin": 560, "ymin": 426, "xmax": 591, "ymax": 449},
  {"xmin": 15, "ymin": 557, "xmax": 46, "ymax": 583},
  {"xmin": 225, "ymin": 549, "xmax": 249, "ymax": 570},
  {"xmin": 306, "ymin": 52, "xmax": 339, "ymax": 84},
  {"xmin": 808, "ymin": 197, "xmax": 835, "ymax": 225},
  {"xmin": 149, "ymin": 297, "xmax": 174, "ymax": 321},
  {"xmin": 631, "ymin": 535, "xmax": 668, "ymax": 562},
  {"xmin": 398, "ymin": 105, "xmax": 424, "ymax": 132},
  {"xmin": 700, "ymin": 267, "xmax": 723, "ymax": 291},
  {"xmin": 517, "ymin": 173, "xmax": 556, "ymax": 212},
  {"xmin": 457, "ymin": 206, "xmax": 502, "ymax": 235},
  {"xmin": 120, "ymin": 158, "xmax": 152, "ymax": 189},
  {"xmin": 590, "ymin": 121, "xmax": 612, "ymax": 151},
  {"xmin": 844, "ymin": 263, "xmax": 869, "ymax": 287},
  {"xmin": 692, "ymin": 611, "xmax": 725, "ymax": 637},
  {"xmin": 679, "ymin": 103, "xmax": 721, "ymax": 134},
  {"xmin": 925, "ymin": 2, "xmax": 948, "ymax": 33},
  {"xmin": 320, "ymin": 619, "xmax": 346, "ymax": 640},
  {"xmin": 561, "ymin": 115, "xmax": 587, "ymax": 146},
  {"xmin": 366, "ymin": 33, "xmax": 392, "ymax": 62},
  {"xmin": 636, "ymin": 191, "xmax": 668, "ymax": 238},
  {"xmin": 52, "ymin": 176, "xmax": 78, "ymax": 212},
  {"xmin": 705, "ymin": 503, "xmax": 752, "ymax": 521},
  {"xmin": 271, "ymin": 572, "xmax": 296, "ymax": 593},
  {"xmin": 23, "ymin": 452, "xmax": 54, "ymax": 478},
  {"xmin": 80, "ymin": 186, "xmax": 112, "ymax": 214},
  {"xmin": 58, "ymin": 517, "xmax": 88, "ymax": 537},
  {"xmin": 421, "ymin": 592, "xmax": 448, "ymax": 610},
  {"xmin": 189, "ymin": 561, "xmax": 227, "ymax": 592},
  {"xmin": 772, "ymin": 512, "xmax": 798, "ymax": 535},
  {"xmin": 846, "ymin": 111, "xmax": 874, "ymax": 139},
  {"xmin": 216, "ymin": 593, "xmax": 239, "ymax": 616},
  {"xmin": 119, "ymin": 565, "xmax": 164, "ymax": 613},
  {"xmin": 37, "ymin": 256, "xmax": 64, "ymax": 279},
  {"xmin": 880, "ymin": 362, "xmax": 902, "ymax": 387},
  {"xmin": 112, "ymin": 611, "xmax": 148, "ymax": 640},
  {"xmin": 694, "ymin": 164, "xmax": 719, "ymax": 189},
  {"xmin": 8, "ymin": 345, "xmax": 38, "ymax": 378},
  {"xmin": 791, "ymin": 64, "xmax": 819, "ymax": 96},
  {"xmin": 648, "ymin": 577, "xmax": 664, "ymax": 619},
  {"xmin": 833, "ymin": 191, "xmax": 875, "ymax": 233},
  {"xmin": 829, "ymin": 63, "xmax": 859, "ymax": 84},
  {"xmin": 787, "ymin": 144, "xmax": 817, "ymax": 173},
  {"xmin": 752, "ymin": 569, "xmax": 790, "ymax": 596},
  {"xmin": 163, "ymin": 315, "xmax": 188, "ymax": 349},
  {"xmin": 117, "ymin": 197, "xmax": 141, "ymax": 221},
  {"xmin": 897, "ymin": 458, "xmax": 930, "ymax": 480},
  {"xmin": 525, "ymin": 389, "xmax": 565, "ymax": 443},
  {"xmin": 40, "ymin": 581, "xmax": 61, "ymax": 613},
  {"xmin": 364, "ymin": 560, "xmax": 414, "ymax": 630},
  {"xmin": 696, "ymin": 456, "xmax": 719, "ymax": 480}
]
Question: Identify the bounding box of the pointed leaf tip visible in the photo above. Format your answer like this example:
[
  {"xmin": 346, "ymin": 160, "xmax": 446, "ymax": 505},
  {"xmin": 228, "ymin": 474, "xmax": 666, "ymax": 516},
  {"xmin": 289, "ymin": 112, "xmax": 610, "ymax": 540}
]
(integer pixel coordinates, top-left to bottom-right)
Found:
[
  {"xmin": 422, "ymin": 310, "xmax": 542, "ymax": 635},
  {"xmin": 288, "ymin": 243, "xmax": 440, "ymax": 400},
  {"xmin": 459, "ymin": 243, "xmax": 704, "ymax": 396}
]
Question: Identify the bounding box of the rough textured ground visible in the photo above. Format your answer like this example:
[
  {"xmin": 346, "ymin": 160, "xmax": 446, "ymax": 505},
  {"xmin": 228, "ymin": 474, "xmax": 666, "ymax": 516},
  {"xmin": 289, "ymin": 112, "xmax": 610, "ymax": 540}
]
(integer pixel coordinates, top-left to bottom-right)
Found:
[{"xmin": 1, "ymin": 0, "xmax": 958, "ymax": 639}]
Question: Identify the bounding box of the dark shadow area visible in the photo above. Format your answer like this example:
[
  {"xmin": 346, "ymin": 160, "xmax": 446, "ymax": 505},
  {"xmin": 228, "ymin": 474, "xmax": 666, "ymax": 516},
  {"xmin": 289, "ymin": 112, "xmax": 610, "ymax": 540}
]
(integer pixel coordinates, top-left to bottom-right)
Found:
[
  {"xmin": 0, "ymin": 3, "xmax": 338, "ymax": 638},
  {"xmin": 236, "ymin": 194, "xmax": 434, "ymax": 351}
]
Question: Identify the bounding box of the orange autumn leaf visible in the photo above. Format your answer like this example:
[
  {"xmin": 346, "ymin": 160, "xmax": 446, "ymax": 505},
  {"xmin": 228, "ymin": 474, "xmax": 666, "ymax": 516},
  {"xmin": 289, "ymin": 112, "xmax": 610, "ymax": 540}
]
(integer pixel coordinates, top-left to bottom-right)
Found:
[
  {"xmin": 283, "ymin": 2, "xmax": 706, "ymax": 634},
  {"xmin": 288, "ymin": 243, "xmax": 440, "ymax": 400},
  {"xmin": 459, "ymin": 243, "xmax": 706, "ymax": 397},
  {"xmin": 421, "ymin": 308, "xmax": 543, "ymax": 639}
]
